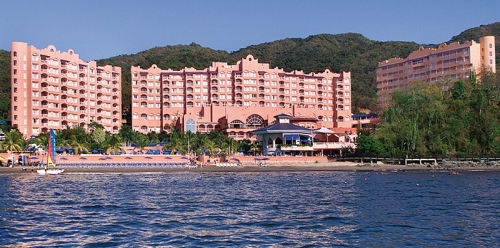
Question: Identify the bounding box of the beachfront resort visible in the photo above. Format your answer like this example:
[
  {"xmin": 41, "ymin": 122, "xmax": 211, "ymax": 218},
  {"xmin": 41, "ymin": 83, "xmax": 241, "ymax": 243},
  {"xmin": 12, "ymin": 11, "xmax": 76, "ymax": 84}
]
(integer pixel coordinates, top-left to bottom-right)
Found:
[{"xmin": 4, "ymin": 35, "xmax": 496, "ymax": 166}]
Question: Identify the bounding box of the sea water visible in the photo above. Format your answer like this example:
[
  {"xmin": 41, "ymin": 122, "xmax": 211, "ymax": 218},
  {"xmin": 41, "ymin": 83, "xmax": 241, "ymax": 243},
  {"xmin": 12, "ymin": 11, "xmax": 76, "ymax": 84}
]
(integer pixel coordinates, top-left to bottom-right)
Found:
[{"xmin": 1, "ymin": 171, "xmax": 499, "ymax": 247}]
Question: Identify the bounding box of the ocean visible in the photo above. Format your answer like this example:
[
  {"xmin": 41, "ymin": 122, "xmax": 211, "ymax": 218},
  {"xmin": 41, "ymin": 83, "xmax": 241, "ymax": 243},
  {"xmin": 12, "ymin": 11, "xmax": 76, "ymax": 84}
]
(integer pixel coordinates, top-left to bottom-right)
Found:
[{"xmin": 1, "ymin": 171, "xmax": 499, "ymax": 247}]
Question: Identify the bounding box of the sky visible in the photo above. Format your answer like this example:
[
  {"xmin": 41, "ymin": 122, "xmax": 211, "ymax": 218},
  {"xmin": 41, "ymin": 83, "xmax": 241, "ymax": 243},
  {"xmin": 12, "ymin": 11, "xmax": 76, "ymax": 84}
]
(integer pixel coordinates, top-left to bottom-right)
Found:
[{"xmin": 1, "ymin": 0, "xmax": 499, "ymax": 61}]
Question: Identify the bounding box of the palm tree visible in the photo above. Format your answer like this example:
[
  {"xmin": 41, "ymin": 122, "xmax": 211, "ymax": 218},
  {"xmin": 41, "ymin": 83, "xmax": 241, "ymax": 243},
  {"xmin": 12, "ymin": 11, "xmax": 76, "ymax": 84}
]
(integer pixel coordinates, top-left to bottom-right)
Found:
[
  {"xmin": 34, "ymin": 134, "xmax": 49, "ymax": 150},
  {"xmin": 135, "ymin": 134, "xmax": 149, "ymax": 154},
  {"xmin": 71, "ymin": 135, "xmax": 89, "ymax": 154},
  {"xmin": 165, "ymin": 130, "xmax": 185, "ymax": 154},
  {"xmin": 250, "ymin": 143, "xmax": 260, "ymax": 156},
  {"xmin": 3, "ymin": 130, "xmax": 25, "ymax": 164},
  {"xmin": 3, "ymin": 130, "xmax": 25, "ymax": 152},
  {"xmin": 105, "ymin": 134, "xmax": 124, "ymax": 155}
]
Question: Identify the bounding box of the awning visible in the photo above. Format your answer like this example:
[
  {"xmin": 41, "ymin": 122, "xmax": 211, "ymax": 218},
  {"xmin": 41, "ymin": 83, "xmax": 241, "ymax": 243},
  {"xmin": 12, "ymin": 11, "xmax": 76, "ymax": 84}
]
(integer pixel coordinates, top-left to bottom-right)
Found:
[{"xmin": 284, "ymin": 134, "xmax": 300, "ymax": 141}]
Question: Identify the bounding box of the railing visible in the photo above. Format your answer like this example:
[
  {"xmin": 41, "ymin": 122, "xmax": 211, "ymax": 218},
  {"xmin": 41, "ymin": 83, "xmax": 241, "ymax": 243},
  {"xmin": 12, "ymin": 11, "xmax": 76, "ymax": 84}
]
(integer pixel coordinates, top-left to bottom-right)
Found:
[{"xmin": 312, "ymin": 142, "xmax": 356, "ymax": 149}]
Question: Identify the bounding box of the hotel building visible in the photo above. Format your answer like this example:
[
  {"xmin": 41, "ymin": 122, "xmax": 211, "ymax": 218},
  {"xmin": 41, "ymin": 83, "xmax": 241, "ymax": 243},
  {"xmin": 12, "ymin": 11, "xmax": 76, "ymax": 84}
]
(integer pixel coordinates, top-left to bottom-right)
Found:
[
  {"xmin": 10, "ymin": 42, "xmax": 122, "ymax": 137},
  {"xmin": 131, "ymin": 55, "xmax": 353, "ymax": 141},
  {"xmin": 376, "ymin": 36, "xmax": 496, "ymax": 108}
]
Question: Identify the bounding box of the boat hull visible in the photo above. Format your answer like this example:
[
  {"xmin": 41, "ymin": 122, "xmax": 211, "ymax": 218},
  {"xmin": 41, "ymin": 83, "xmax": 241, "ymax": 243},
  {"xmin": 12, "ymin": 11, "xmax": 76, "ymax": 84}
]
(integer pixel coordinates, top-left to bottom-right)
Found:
[{"xmin": 37, "ymin": 169, "xmax": 64, "ymax": 175}]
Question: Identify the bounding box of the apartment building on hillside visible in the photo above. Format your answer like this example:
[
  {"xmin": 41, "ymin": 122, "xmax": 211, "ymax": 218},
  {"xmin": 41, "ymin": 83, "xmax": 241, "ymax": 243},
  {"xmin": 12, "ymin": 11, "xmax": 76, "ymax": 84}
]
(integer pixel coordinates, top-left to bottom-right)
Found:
[
  {"xmin": 10, "ymin": 42, "xmax": 122, "ymax": 137},
  {"xmin": 376, "ymin": 36, "xmax": 496, "ymax": 109},
  {"xmin": 131, "ymin": 55, "xmax": 353, "ymax": 141}
]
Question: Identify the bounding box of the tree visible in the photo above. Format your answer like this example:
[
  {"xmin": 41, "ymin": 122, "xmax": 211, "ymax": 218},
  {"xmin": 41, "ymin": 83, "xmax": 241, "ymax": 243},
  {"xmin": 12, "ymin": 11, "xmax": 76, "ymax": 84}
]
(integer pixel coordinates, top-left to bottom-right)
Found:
[
  {"xmin": 250, "ymin": 143, "xmax": 260, "ymax": 156},
  {"xmin": 355, "ymin": 135, "xmax": 386, "ymax": 157},
  {"xmin": 2, "ymin": 129, "xmax": 24, "ymax": 153},
  {"xmin": 105, "ymin": 134, "xmax": 124, "ymax": 155},
  {"xmin": 134, "ymin": 134, "xmax": 149, "ymax": 154},
  {"xmin": 90, "ymin": 128, "xmax": 106, "ymax": 145}
]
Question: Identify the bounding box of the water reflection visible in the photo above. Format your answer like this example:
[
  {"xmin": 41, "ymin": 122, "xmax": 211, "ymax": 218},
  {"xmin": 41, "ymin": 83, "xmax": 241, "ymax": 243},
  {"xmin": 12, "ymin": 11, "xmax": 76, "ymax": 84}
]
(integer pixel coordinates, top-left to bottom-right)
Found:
[{"xmin": 1, "ymin": 171, "xmax": 499, "ymax": 246}]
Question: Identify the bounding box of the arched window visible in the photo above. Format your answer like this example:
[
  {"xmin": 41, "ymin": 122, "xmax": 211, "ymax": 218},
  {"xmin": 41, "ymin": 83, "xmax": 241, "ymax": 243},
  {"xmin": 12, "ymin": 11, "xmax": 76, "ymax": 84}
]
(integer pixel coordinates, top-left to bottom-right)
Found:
[
  {"xmin": 230, "ymin": 120, "xmax": 244, "ymax": 129},
  {"xmin": 186, "ymin": 119, "xmax": 196, "ymax": 133},
  {"xmin": 246, "ymin": 114, "xmax": 264, "ymax": 127}
]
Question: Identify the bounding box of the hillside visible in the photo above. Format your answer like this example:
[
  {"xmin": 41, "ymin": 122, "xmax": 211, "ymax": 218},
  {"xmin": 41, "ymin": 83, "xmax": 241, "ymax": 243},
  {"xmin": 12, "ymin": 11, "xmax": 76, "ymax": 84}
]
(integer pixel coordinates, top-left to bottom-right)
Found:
[
  {"xmin": 449, "ymin": 22, "xmax": 500, "ymax": 62},
  {"xmin": 0, "ymin": 49, "xmax": 10, "ymax": 119},
  {"xmin": 0, "ymin": 22, "xmax": 499, "ymax": 120},
  {"xmin": 96, "ymin": 34, "xmax": 421, "ymax": 112},
  {"xmin": 230, "ymin": 33, "xmax": 420, "ymax": 110}
]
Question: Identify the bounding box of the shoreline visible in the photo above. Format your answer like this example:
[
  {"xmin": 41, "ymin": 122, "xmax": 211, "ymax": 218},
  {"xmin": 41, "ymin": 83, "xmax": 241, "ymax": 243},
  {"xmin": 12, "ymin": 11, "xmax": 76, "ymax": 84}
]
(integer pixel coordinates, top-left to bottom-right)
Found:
[{"xmin": 2, "ymin": 162, "xmax": 500, "ymax": 174}]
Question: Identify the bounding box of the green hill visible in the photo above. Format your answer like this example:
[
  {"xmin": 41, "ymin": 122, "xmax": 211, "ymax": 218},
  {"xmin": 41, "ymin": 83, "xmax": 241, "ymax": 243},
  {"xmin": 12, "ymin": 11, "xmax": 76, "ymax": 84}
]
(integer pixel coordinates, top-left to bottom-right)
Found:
[
  {"xmin": 1, "ymin": 22, "xmax": 499, "ymax": 120},
  {"xmin": 96, "ymin": 34, "xmax": 421, "ymax": 112}
]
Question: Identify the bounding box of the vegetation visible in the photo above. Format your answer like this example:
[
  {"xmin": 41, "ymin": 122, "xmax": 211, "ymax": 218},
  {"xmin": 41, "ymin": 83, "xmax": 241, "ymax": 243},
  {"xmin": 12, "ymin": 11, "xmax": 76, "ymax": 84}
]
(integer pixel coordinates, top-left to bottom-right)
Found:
[
  {"xmin": 0, "ymin": 122, "xmax": 253, "ymax": 159},
  {"xmin": 0, "ymin": 49, "xmax": 10, "ymax": 120},
  {"xmin": 355, "ymin": 69, "xmax": 500, "ymax": 157}
]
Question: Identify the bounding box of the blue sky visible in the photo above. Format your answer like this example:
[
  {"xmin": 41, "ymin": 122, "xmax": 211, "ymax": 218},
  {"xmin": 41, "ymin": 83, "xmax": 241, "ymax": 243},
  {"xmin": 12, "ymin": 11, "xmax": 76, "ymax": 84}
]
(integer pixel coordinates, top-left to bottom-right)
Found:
[{"xmin": 1, "ymin": 0, "xmax": 499, "ymax": 61}]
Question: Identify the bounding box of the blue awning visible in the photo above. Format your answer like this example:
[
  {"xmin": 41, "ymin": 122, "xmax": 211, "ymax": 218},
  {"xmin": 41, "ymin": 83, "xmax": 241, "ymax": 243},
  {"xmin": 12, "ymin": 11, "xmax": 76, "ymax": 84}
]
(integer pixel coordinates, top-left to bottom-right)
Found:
[{"xmin": 284, "ymin": 134, "xmax": 300, "ymax": 140}]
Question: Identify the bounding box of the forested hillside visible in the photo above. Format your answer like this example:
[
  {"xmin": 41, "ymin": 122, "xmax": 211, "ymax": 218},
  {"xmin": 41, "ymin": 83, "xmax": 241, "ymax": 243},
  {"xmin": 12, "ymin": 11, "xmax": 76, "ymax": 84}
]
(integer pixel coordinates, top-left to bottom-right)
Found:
[
  {"xmin": 449, "ymin": 22, "xmax": 500, "ymax": 64},
  {"xmin": 0, "ymin": 22, "xmax": 499, "ymax": 120},
  {"xmin": 0, "ymin": 49, "xmax": 10, "ymax": 119},
  {"xmin": 231, "ymin": 33, "xmax": 420, "ymax": 110},
  {"xmin": 96, "ymin": 34, "xmax": 421, "ymax": 112}
]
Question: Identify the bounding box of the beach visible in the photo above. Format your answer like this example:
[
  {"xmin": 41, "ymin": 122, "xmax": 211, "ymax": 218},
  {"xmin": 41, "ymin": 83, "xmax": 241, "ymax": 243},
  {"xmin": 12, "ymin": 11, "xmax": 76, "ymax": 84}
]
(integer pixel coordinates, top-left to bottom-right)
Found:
[{"xmin": 2, "ymin": 161, "xmax": 498, "ymax": 174}]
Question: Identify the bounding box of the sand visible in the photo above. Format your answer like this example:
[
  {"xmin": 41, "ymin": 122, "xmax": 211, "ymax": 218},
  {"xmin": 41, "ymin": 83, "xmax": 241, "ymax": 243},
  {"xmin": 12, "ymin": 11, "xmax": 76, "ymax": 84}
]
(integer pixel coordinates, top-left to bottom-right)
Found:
[{"xmin": 1, "ymin": 161, "xmax": 497, "ymax": 174}]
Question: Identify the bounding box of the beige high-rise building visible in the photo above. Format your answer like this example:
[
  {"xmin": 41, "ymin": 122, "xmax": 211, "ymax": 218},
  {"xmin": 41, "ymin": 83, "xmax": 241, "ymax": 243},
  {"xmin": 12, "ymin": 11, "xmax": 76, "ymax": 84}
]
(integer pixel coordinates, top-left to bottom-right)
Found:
[
  {"xmin": 376, "ymin": 36, "xmax": 496, "ymax": 108},
  {"xmin": 10, "ymin": 42, "xmax": 122, "ymax": 137},
  {"xmin": 131, "ymin": 55, "xmax": 353, "ymax": 141}
]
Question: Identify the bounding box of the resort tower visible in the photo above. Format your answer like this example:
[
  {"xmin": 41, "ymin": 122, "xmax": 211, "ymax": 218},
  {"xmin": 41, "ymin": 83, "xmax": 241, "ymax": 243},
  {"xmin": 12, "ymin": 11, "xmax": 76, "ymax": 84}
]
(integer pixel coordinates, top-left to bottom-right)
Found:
[
  {"xmin": 10, "ymin": 42, "xmax": 122, "ymax": 137},
  {"xmin": 376, "ymin": 36, "xmax": 496, "ymax": 109},
  {"xmin": 131, "ymin": 55, "xmax": 352, "ymax": 141}
]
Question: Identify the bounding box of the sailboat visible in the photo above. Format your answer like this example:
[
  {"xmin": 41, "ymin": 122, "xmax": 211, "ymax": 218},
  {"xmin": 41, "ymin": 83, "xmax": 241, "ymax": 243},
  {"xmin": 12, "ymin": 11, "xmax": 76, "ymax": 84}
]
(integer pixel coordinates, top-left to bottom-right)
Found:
[{"xmin": 37, "ymin": 129, "xmax": 64, "ymax": 175}]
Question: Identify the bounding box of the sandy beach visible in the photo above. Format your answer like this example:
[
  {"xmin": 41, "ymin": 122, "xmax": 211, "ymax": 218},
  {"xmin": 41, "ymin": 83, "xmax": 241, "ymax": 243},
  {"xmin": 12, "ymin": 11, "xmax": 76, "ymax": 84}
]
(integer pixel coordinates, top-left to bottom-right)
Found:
[{"xmin": 2, "ymin": 161, "xmax": 498, "ymax": 174}]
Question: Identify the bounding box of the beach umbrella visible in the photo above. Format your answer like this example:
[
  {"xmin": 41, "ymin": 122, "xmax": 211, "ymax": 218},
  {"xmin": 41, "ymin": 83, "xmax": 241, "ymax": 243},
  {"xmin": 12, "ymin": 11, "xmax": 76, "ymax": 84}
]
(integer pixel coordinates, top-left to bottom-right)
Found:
[
  {"xmin": 125, "ymin": 156, "xmax": 133, "ymax": 160},
  {"xmin": 164, "ymin": 156, "xmax": 172, "ymax": 159},
  {"xmin": 106, "ymin": 156, "xmax": 112, "ymax": 160},
  {"xmin": 79, "ymin": 157, "xmax": 87, "ymax": 160},
  {"xmin": 99, "ymin": 157, "xmax": 107, "ymax": 160},
  {"xmin": 60, "ymin": 157, "xmax": 68, "ymax": 160},
  {"xmin": 145, "ymin": 156, "xmax": 152, "ymax": 159}
]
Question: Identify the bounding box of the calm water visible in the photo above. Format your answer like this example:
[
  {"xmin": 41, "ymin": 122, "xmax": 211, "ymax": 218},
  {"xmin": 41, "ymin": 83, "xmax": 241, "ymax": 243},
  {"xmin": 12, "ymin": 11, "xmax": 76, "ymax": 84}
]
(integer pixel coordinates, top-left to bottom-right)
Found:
[{"xmin": 1, "ymin": 171, "xmax": 500, "ymax": 247}]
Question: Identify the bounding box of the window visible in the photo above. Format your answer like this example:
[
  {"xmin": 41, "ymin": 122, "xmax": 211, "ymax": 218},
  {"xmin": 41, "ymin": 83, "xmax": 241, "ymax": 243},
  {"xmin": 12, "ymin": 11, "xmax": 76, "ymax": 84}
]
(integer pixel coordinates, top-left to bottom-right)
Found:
[
  {"xmin": 13, "ymin": 51, "xmax": 17, "ymax": 57},
  {"xmin": 490, "ymin": 44, "xmax": 493, "ymax": 48},
  {"xmin": 186, "ymin": 119, "xmax": 196, "ymax": 133},
  {"xmin": 13, "ymin": 60, "xmax": 17, "ymax": 66},
  {"xmin": 13, "ymin": 69, "xmax": 17, "ymax": 75}
]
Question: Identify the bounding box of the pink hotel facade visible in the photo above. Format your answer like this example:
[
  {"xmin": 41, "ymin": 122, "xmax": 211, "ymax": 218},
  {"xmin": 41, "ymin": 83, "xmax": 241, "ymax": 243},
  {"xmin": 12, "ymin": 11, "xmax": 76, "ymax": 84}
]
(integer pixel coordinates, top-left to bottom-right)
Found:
[
  {"xmin": 376, "ymin": 36, "xmax": 496, "ymax": 108},
  {"xmin": 10, "ymin": 42, "xmax": 122, "ymax": 137},
  {"xmin": 131, "ymin": 55, "xmax": 353, "ymax": 140}
]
